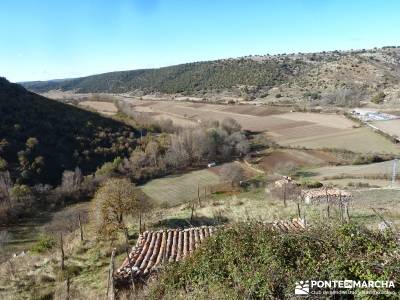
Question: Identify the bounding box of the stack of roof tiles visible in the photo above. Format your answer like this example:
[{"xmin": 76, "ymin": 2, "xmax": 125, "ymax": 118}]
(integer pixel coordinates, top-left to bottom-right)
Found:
[
  {"xmin": 114, "ymin": 219, "xmax": 306, "ymax": 286},
  {"xmin": 274, "ymin": 176, "xmax": 297, "ymax": 188},
  {"xmin": 301, "ymin": 188, "xmax": 352, "ymax": 204}
]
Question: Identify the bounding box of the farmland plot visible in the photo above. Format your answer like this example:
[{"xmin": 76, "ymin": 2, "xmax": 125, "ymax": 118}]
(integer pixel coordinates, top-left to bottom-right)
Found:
[
  {"xmin": 370, "ymin": 119, "xmax": 400, "ymax": 138},
  {"xmin": 278, "ymin": 127, "xmax": 400, "ymax": 154},
  {"xmin": 141, "ymin": 169, "xmax": 221, "ymax": 206},
  {"xmin": 125, "ymin": 99, "xmax": 352, "ymax": 131},
  {"xmin": 78, "ymin": 101, "xmax": 118, "ymax": 115},
  {"xmin": 309, "ymin": 159, "xmax": 399, "ymax": 180},
  {"xmin": 124, "ymin": 99, "xmax": 400, "ymax": 153}
]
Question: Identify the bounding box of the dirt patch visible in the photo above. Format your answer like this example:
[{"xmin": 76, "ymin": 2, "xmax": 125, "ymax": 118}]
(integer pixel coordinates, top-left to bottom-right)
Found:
[
  {"xmin": 255, "ymin": 149, "xmax": 332, "ymax": 173},
  {"xmin": 78, "ymin": 101, "xmax": 118, "ymax": 114},
  {"xmin": 370, "ymin": 119, "xmax": 400, "ymax": 138},
  {"xmin": 152, "ymin": 113, "xmax": 197, "ymax": 127},
  {"xmin": 208, "ymin": 161, "xmax": 256, "ymax": 178},
  {"xmin": 221, "ymin": 105, "xmax": 285, "ymax": 116}
]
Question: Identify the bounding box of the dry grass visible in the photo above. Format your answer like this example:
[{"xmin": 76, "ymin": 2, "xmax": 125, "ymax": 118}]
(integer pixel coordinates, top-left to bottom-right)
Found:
[
  {"xmin": 278, "ymin": 127, "xmax": 400, "ymax": 154},
  {"xmin": 141, "ymin": 169, "xmax": 221, "ymax": 207},
  {"xmin": 309, "ymin": 159, "xmax": 398, "ymax": 180},
  {"xmin": 371, "ymin": 119, "xmax": 400, "ymax": 138},
  {"xmin": 78, "ymin": 101, "xmax": 118, "ymax": 115},
  {"xmin": 0, "ymin": 215, "xmax": 129, "ymax": 300},
  {"xmin": 145, "ymin": 187, "xmax": 400, "ymax": 231}
]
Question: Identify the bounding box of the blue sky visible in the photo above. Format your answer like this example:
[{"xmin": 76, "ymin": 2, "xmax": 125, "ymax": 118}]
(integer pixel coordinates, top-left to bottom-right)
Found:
[{"xmin": 1, "ymin": 0, "xmax": 399, "ymax": 82}]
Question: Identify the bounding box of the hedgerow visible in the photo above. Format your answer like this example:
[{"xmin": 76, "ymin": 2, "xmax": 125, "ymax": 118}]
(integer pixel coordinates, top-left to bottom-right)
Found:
[{"xmin": 148, "ymin": 222, "xmax": 400, "ymax": 299}]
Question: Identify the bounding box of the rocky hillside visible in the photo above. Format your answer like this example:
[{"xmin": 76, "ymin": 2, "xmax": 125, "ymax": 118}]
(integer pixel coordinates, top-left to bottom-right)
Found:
[
  {"xmin": 0, "ymin": 78, "xmax": 138, "ymax": 185},
  {"xmin": 22, "ymin": 47, "xmax": 400, "ymax": 105}
]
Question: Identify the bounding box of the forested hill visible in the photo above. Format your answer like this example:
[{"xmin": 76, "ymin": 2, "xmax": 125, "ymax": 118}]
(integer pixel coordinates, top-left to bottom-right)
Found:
[
  {"xmin": 22, "ymin": 58, "xmax": 305, "ymax": 94},
  {"xmin": 21, "ymin": 47, "xmax": 400, "ymax": 104},
  {"xmin": 0, "ymin": 77, "xmax": 138, "ymax": 185}
]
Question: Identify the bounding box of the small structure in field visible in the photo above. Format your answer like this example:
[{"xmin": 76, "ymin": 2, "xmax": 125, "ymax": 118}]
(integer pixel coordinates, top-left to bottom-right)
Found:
[
  {"xmin": 274, "ymin": 176, "xmax": 297, "ymax": 188},
  {"xmin": 301, "ymin": 188, "xmax": 352, "ymax": 204}
]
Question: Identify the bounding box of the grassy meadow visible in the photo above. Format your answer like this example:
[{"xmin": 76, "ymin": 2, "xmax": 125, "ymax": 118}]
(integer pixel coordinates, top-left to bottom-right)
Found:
[
  {"xmin": 279, "ymin": 127, "xmax": 400, "ymax": 154},
  {"xmin": 140, "ymin": 169, "xmax": 221, "ymax": 207}
]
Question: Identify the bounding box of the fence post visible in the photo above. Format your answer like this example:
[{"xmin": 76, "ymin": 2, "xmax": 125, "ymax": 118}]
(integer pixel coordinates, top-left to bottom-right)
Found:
[
  {"xmin": 197, "ymin": 185, "xmax": 202, "ymax": 207},
  {"xmin": 66, "ymin": 276, "xmax": 70, "ymax": 300},
  {"xmin": 78, "ymin": 214, "xmax": 84, "ymax": 242},
  {"xmin": 107, "ymin": 248, "xmax": 116, "ymax": 300},
  {"xmin": 60, "ymin": 232, "xmax": 65, "ymax": 271}
]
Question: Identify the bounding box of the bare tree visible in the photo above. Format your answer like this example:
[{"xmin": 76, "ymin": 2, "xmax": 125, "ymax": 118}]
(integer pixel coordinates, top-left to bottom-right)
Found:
[
  {"xmin": 270, "ymin": 181, "xmax": 301, "ymax": 207},
  {"xmin": 145, "ymin": 141, "xmax": 159, "ymax": 167},
  {"xmin": 0, "ymin": 171, "xmax": 12, "ymax": 207},
  {"xmin": 61, "ymin": 167, "xmax": 83, "ymax": 193},
  {"xmin": 0, "ymin": 230, "xmax": 10, "ymax": 257},
  {"xmin": 235, "ymin": 140, "xmax": 250, "ymax": 157},
  {"xmin": 220, "ymin": 163, "xmax": 245, "ymax": 186},
  {"xmin": 221, "ymin": 118, "xmax": 242, "ymax": 134},
  {"xmin": 323, "ymin": 88, "xmax": 360, "ymax": 107}
]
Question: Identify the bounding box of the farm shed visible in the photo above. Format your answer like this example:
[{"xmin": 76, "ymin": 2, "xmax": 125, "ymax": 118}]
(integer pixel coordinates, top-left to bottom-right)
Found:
[
  {"xmin": 274, "ymin": 176, "xmax": 297, "ymax": 188},
  {"xmin": 301, "ymin": 188, "xmax": 352, "ymax": 204},
  {"xmin": 114, "ymin": 219, "xmax": 306, "ymax": 287}
]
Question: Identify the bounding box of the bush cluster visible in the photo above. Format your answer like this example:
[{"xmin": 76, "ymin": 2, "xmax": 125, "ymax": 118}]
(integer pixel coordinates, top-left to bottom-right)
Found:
[{"xmin": 149, "ymin": 223, "xmax": 400, "ymax": 299}]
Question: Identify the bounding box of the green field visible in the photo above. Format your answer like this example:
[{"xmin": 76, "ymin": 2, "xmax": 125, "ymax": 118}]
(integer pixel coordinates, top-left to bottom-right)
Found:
[
  {"xmin": 141, "ymin": 169, "xmax": 221, "ymax": 206},
  {"xmin": 279, "ymin": 127, "xmax": 400, "ymax": 154}
]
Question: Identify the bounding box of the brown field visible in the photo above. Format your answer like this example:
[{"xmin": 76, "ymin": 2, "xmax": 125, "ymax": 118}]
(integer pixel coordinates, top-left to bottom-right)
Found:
[
  {"xmin": 254, "ymin": 149, "xmax": 337, "ymax": 173},
  {"xmin": 78, "ymin": 101, "xmax": 118, "ymax": 115},
  {"xmin": 152, "ymin": 113, "xmax": 197, "ymax": 127},
  {"xmin": 123, "ymin": 99, "xmax": 400, "ymax": 154},
  {"xmin": 370, "ymin": 119, "xmax": 400, "ymax": 138},
  {"xmin": 125, "ymin": 99, "xmax": 352, "ymax": 131}
]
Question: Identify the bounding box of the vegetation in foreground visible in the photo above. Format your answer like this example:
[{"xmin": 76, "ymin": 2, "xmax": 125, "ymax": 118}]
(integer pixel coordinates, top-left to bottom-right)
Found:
[{"xmin": 147, "ymin": 222, "xmax": 400, "ymax": 299}]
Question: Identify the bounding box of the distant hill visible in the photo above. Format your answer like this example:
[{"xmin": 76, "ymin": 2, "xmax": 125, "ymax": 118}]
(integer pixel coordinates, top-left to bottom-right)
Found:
[
  {"xmin": 22, "ymin": 59, "xmax": 303, "ymax": 94},
  {"xmin": 22, "ymin": 47, "xmax": 400, "ymax": 104},
  {"xmin": 0, "ymin": 77, "xmax": 138, "ymax": 185}
]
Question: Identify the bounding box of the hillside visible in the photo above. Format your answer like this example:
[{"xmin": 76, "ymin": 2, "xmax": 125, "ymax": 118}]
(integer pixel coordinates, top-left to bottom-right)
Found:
[
  {"xmin": 23, "ymin": 47, "xmax": 400, "ymax": 104},
  {"xmin": 0, "ymin": 77, "xmax": 137, "ymax": 185}
]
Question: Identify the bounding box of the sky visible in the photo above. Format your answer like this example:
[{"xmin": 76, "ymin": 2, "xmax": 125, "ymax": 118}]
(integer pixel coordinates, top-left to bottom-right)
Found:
[{"xmin": 1, "ymin": 0, "xmax": 400, "ymax": 82}]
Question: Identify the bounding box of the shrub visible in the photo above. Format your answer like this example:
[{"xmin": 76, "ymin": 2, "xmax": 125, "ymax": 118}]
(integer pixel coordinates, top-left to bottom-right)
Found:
[
  {"xmin": 299, "ymin": 179, "xmax": 323, "ymax": 188},
  {"xmin": 31, "ymin": 235, "xmax": 56, "ymax": 253},
  {"xmin": 303, "ymin": 91, "xmax": 321, "ymax": 100},
  {"xmin": 371, "ymin": 92, "xmax": 386, "ymax": 104},
  {"xmin": 148, "ymin": 223, "xmax": 400, "ymax": 299},
  {"xmin": 352, "ymin": 154, "xmax": 384, "ymax": 165}
]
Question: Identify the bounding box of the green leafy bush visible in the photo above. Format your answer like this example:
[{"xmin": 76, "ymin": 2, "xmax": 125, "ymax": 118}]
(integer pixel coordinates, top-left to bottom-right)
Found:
[
  {"xmin": 371, "ymin": 92, "xmax": 386, "ymax": 104},
  {"xmin": 299, "ymin": 179, "xmax": 323, "ymax": 188},
  {"xmin": 149, "ymin": 223, "xmax": 400, "ymax": 299},
  {"xmin": 31, "ymin": 235, "xmax": 56, "ymax": 253}
]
